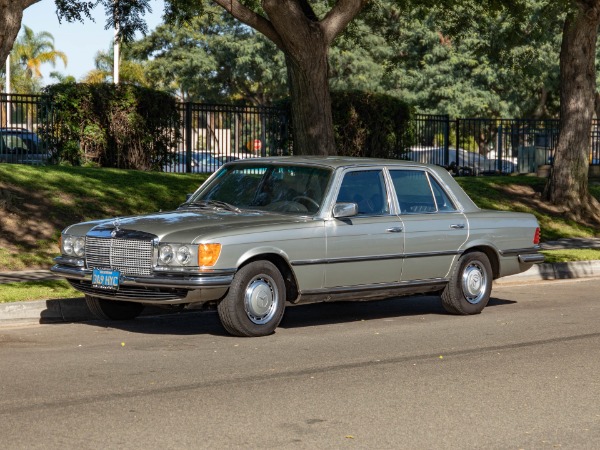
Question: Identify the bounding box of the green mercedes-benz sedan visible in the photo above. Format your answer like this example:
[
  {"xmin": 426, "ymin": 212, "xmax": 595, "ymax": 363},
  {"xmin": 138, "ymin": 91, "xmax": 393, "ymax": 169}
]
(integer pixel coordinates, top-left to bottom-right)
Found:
[{"xmin": 52, "ymin": 157, "xmax": 544, "ymax": 336}]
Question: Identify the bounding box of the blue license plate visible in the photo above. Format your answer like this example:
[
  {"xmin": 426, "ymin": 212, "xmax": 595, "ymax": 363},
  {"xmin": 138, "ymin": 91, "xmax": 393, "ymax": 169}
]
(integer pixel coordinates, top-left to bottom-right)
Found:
[{"xmin": 92, "ymin": 268, "xmax": 120, "ymax": 290}]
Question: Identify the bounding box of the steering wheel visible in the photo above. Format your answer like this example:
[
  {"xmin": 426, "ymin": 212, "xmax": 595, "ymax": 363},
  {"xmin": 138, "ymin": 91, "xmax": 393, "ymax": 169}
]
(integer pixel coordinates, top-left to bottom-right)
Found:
[{"xmin": 292, "ymin": 196, "xmax": 320, "ymax": 210}]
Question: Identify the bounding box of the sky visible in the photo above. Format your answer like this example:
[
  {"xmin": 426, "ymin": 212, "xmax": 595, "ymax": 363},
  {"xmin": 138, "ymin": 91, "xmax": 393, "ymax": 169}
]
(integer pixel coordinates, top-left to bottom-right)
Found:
[{"xmin": 20, "ymin": 0, "xmax": 164, "ymax": 83}]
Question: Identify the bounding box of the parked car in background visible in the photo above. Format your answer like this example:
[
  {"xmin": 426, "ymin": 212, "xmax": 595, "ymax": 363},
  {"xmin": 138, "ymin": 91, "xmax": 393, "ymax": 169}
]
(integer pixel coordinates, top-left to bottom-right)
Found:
[
  {"xmin": 214, "ymin": 150, "xmax": 256, "ymax": 164},
  {"xmin": 405, "ymin": 146, "xmax": 491, "ymax": 175},
  {"xmin": 163, "ymin": 151, "xmax": 223, "ymax": 173},
  {"xmin": 0, "ymin": 128, "xmax": 47, "ymax": 164},
  {"xmin": 52, "ymin": 157, "xmax": 543, "ymax": 337}
]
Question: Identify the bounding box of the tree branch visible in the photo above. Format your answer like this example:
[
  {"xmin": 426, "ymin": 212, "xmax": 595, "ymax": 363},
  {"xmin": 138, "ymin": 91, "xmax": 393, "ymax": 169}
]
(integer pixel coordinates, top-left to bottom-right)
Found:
[
  {"xmin": 262, "ymin": 0, "xmax": 325, "ymax": 61},
  {"xmin": 321, "ymin": 0, "xmax": 369, "ymax": 45},
  {"xmin": 212, "ymin": 0, "xmax": 285, "ymax": 51}
]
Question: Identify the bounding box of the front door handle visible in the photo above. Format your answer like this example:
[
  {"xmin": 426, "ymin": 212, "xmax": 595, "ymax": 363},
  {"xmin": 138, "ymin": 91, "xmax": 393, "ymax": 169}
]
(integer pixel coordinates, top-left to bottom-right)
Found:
[
  {"xmin": 386, "ymin": 227, "xmax": 403, "ymax": 233},
  {"xmin": 450, "ymin": 224, "xmax": 465, "ymax": 229}
]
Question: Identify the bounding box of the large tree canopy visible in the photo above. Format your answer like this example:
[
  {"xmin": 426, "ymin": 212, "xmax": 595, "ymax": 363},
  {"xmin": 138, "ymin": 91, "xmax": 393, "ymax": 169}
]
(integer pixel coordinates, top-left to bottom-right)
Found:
[
  {"xmin": 128, "ymin": 5, "xmax": 288, "ymax": 103},
  {"xmin": 382, "ymin": 1, "xmax": 564, "ymax": 118}
]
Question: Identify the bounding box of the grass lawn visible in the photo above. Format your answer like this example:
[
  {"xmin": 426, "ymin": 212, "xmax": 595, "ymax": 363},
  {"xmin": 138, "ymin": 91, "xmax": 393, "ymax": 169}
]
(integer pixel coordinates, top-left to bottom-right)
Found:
[
  {"xmin": 540, "ymin": 248, "xmax": 600, "ymax": 264},
  {"xmin": 0, "ymin": 164, "xmax": 599, "ymax": 303},
  {"xmin": 0, "ymin": 280, "xmax": 82, "ymax": 303},
  {"xmin": 0, "ymin": 164, "xmax": 208, "ymax": 270},
  {"xmin": 455, "ymin": 176, "xmax": 600, "ymax": 241}
]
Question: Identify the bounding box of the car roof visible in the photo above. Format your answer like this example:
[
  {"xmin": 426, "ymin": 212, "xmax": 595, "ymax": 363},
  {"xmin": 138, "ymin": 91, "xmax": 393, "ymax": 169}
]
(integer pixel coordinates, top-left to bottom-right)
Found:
[{"xmin": 229, "ymin": 155, "xmax": 438, "ymax": 170}]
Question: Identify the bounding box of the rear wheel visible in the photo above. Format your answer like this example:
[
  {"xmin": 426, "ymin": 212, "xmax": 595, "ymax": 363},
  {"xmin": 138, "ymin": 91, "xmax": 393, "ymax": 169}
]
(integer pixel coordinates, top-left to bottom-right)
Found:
[
  {"xmin": 441, "ymin": 251, "xmax": 492, "ymax": 315},
  {"xmin": 217, "ymin": 261, "xmax": 286, "ymax": 337},
  {"xmin": 85, "ymin": 295, "xmax": 144, "ymax": 320}
]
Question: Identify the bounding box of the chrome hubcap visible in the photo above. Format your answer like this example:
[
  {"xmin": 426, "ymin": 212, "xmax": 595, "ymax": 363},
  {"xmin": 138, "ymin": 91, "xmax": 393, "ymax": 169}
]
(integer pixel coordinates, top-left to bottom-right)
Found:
[
  {"xmin": 244, "ymin": 275, "xmax": 278, "ymax": 324},
  {"xmin": 462, "ymin": 262, "xmax": 487, "ymax": 304}
]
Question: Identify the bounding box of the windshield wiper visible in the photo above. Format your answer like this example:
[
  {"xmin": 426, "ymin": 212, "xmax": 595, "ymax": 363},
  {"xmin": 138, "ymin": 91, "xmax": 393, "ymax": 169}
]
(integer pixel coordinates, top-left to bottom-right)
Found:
[{"xmin": 182, "ymin": 200, "xmax": 241, "ymax": 213}]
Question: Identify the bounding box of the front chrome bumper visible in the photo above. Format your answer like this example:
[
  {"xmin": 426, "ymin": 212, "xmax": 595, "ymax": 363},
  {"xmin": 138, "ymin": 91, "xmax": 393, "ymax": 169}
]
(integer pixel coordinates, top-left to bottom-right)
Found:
[
  {"xmin": 51, "ymin": 261, "xmax": 235, "ymax": 304},
  {"xmin": 51, "ymin": 264, "xmax": 235, "ymax": 289}
]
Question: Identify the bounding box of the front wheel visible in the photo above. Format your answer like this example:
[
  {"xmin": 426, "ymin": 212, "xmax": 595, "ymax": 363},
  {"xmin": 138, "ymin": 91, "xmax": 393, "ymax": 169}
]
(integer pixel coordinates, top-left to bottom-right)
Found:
[
  {"xmin": 85, "ymin": 295, "xmax": 144, "ymax": 320},
  {"xmin": 441, "ymin": 251, "xmax": 492, "ymax": 315},
  {"xmin": 217, "ymin": 261, "xmax": 286, "ymax": 337}
]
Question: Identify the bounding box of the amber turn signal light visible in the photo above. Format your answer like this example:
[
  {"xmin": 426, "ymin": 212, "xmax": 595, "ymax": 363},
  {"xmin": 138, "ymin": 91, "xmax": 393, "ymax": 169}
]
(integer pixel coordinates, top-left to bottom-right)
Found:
[{"xmin": 198, "ymin": 243, "xmax": 222, "ymax": 267}]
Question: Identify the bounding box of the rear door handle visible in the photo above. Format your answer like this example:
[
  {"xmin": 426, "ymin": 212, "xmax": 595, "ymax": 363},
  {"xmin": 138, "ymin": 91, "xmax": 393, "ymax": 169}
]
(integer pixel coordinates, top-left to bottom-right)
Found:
[
  {"xmin": 386, "ymin": 227, "xmax": 403, "ymax": 233},
  {"xmin": 450, "ymin": 224, "xmax": 465, "ymax": 229}
]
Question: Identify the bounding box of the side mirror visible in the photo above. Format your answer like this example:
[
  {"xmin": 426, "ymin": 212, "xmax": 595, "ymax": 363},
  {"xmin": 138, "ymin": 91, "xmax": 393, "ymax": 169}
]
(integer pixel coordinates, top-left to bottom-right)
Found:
[
  {"xmin": 333, "ymin": 202, "xmax": 358, "ymax": 218},
  {"xmin": 185, "ymin": 193, "xmax": 193, "ymax": 201}
]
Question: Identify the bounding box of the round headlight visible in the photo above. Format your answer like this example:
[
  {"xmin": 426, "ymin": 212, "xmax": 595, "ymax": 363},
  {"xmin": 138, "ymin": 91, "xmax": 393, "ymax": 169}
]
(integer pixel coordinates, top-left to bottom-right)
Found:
[
  {"xmin": 73, "ymin": 237, "xmax": 85, "ymax": 257},
  {"xmin": 63, "ymin": 236, "xmax": 74, "ymax": 255},
  {"xmin": 176, "ymin": 246, "xmax": 192, "ymax": 265},
  {"xmin": 159, "ymin": 245, "xmax": 174, "ymax": 264}
]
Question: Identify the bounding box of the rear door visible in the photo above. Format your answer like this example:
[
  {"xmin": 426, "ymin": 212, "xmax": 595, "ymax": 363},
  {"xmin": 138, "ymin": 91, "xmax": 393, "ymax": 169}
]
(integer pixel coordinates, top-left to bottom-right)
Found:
[{"xmin": 389, "ymin": 169, "xmax": 468, "ymax": 282}]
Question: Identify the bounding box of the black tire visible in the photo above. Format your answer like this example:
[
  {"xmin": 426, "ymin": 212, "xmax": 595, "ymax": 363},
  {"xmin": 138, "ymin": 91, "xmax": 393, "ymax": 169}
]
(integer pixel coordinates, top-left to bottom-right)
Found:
[
  {"xmin": 217, "ymin": 260, "xmax": 286, "ymax": 337},
  {"xmin": 85, "ymin": 295, "xmax": 144, "ymax": 320},
  {"xmin": 441, "ymin": 251, "xmax": 493, "ymax": 315}
]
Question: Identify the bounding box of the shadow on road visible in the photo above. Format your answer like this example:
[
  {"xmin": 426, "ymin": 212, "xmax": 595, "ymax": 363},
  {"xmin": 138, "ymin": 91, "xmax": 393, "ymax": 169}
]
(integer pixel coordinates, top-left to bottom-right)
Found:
[{"xmin": 62, "ymin": 294, "xmax": 517, "ymax": 336}]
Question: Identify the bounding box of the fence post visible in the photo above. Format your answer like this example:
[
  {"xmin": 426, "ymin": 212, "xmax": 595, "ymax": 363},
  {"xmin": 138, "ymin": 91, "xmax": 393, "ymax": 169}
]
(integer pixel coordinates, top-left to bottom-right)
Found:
[
  {"xmin": 185, "ymin": 102, "xmax": 192, "ymax": 173},
  {"xmin": 444, "ymin": 114, "xmax": 450, "ymax": 166},
  {"xmin": 497, "ymin": 123, "xmax": 503, "ymax": 172},
  {"xmin": 455, "ymin": 118, "xmax": 460, "ymax": 175},
  {"xmin": 260, "ymin": 111, "xmax": 267, "ymax": 157}
]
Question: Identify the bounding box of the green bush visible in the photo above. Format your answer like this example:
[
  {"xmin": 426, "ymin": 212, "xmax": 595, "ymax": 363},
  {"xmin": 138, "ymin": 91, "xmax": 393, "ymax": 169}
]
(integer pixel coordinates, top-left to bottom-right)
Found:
[
  {"xmin": 42, "ymin": 83, "xmax": 181, "ymax": 170},
  {"xmin": 331, "ymin": 91, "xmax": 413, "ymax": 158}
]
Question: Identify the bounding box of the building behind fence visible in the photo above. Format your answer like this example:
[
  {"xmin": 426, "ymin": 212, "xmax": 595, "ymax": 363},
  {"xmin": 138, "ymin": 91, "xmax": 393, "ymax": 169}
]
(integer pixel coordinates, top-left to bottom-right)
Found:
[{"xmin": 2, "ymin": 93, "xmax": 600, "ymax": 175}]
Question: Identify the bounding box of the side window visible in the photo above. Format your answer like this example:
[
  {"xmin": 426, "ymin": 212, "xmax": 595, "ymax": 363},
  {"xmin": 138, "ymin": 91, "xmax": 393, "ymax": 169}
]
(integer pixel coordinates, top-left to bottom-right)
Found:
[
  {"xmin": 429, "ymin": 177, "xmax": 457, "ymax": 212},
  {"xmin": 336, "ymin": 170, "xmax": 389, "ymax": 216},
  {"xmin": 390, "ymin": 170, "xmax": 436, "ymax": 214}
]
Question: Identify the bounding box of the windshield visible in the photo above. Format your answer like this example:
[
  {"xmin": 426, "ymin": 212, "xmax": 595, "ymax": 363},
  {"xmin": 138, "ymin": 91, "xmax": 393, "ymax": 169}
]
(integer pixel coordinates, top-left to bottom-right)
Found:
[{"xmin": 188, "ymin": 164, "xmax": 333, "ymax": 214}]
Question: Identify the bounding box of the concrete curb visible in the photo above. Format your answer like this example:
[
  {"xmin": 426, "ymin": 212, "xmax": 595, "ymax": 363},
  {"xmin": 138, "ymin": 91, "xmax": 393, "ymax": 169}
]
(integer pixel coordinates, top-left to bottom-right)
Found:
[
  {"xmin": 0, "ymin": 298, "xmax": 95, "ymax": 324},
  {"xmin": 2, "ymin": 261, "xmax": 600, "ymax": 325},
  {"xmin": 494, "ymin": 260, "xmax": 600, "ymax": 285}
]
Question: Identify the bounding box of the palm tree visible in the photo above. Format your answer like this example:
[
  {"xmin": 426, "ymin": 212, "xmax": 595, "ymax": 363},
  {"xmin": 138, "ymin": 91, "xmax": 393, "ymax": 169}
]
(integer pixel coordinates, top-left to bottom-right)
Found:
[
  {"xmin": 82, "ymin": 41, "xmax": 147, "ymax": 86},
  {"xmin": 12, "ymin": 25, "xmax": 67, "ymax": 80}
]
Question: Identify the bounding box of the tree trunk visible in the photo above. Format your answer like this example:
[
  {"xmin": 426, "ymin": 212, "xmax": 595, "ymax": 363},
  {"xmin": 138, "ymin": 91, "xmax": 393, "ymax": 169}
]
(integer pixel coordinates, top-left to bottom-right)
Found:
[
  {"xmin": 0, "ymin": 0, "xmax": 40, "ymax": 67},
  {"xmin": 546, "ymin": 3, "xmax": 600, "ymax": 222},
  {"xmin": 261, "ymin": 0, "xmax": 339, "ymax": 156},
  {"xmin": 285, "ymin": 45, "xmax": 336, "ymax": 156}
]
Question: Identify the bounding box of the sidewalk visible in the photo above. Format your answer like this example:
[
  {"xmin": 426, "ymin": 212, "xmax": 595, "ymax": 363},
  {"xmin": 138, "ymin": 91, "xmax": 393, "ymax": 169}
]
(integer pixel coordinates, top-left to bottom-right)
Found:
[{"xmin": 1, "ymin": 237, "xmax": 599, "ymax": 324}]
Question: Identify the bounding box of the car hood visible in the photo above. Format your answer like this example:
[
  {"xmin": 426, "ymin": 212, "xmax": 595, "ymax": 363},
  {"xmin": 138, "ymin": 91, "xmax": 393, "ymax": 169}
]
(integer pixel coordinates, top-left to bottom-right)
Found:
[{"xmin": 65, "ymin": 208, "xmax": 312, "ymax": 243}]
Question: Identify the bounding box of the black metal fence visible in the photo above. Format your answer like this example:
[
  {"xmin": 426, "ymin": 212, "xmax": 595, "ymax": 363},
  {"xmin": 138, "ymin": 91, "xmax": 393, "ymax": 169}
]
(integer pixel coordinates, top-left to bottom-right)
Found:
[
  {"xmin": 0, "ymin": 93, "xmax": 291, "ymax": 173},
  {"xmin": 2, "ymin": 93, "xmax": 600, "ymax": 175},
  {"xmin": 165, "ymin": 102, "xmax": 291, "ymax": 174},
  {"xmin": 410, "ymin": 114, "xmax": 600, "ymax": 175},
  {"xmin": 0, "ymin": 93, "xmax": 53, "ymax": 165}
]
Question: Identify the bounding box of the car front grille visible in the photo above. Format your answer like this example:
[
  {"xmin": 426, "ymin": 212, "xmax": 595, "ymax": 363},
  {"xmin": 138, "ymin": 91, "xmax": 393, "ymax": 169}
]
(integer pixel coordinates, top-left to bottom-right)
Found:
[{"xmin": 85, "ymin": 237, "xmax": 154, "ymax": 276}]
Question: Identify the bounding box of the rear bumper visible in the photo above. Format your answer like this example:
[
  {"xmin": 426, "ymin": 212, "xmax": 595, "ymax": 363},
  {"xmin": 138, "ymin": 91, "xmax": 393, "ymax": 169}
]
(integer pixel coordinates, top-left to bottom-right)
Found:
[{"xmin": 518, "ymin": 253, "xmax": 545, "ymax": 264}]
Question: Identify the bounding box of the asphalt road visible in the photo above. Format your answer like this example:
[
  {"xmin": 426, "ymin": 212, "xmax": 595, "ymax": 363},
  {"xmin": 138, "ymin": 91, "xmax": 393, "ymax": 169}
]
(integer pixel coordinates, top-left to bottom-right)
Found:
[{"xmin": 1, "ymin": 279, "xmax": 600, "ymax": 449}]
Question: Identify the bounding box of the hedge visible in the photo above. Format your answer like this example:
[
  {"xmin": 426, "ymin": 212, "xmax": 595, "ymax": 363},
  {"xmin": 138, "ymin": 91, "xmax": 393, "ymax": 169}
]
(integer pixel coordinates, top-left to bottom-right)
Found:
[{"xmin": 42, "ymin": 83, "xmax": 180, "ymax": 170}]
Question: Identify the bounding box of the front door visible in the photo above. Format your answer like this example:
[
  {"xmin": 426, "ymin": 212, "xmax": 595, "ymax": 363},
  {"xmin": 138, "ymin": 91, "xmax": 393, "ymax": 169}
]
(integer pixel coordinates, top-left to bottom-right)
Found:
[{"xmin": 325, "ymin": 169, "xmax": 405, "ymax": 288}]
